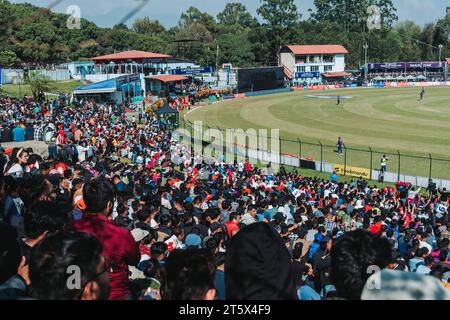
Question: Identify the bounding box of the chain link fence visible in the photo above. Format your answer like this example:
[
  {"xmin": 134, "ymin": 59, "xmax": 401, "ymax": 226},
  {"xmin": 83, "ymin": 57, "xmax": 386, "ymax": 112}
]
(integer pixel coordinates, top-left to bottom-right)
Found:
[{"xmin": 181, "ymin": 120, "xmax": 450, "ymax": 185}]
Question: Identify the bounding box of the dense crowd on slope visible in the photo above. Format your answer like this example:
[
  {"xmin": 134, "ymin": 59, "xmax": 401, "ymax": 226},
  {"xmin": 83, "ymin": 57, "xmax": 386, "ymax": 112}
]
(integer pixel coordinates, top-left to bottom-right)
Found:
[{"xmin": 0, "ymin": 94, "xmax": 449, "ymax": 300}]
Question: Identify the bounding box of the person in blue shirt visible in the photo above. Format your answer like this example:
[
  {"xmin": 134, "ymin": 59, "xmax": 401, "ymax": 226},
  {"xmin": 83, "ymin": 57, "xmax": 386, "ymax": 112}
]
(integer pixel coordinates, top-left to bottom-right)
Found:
[
  {"xmin": 330, "ymin": 171, "xmax": 338, "ymax": 183},
  {"xmin": 337, "ymin": 137, "xmax": 343, "ymax": 155},
  {"xmin": 12, "ymin": 123, "xmax": 25, "ymax": 142},
  {"xmin": 214, "ymin": 253, "xmax": 226, "ymax": 300}
]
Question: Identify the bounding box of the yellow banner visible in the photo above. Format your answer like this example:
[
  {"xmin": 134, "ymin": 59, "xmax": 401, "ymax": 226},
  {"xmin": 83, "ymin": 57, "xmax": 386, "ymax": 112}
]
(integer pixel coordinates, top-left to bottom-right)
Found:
[{"xmin": 333, "ymin": 164, "xmax": 371, "ymax": 179}]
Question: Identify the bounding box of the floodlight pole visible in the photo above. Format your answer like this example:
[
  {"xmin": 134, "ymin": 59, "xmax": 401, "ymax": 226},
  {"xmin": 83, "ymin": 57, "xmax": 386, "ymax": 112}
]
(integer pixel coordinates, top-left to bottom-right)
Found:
[
  {"xmin": 216, "ymin": 44, "xmax": 220, "ymax": 86},
  {"xmin": 363, "ymin": 44, "xmax": 369, "ymax": 80}
]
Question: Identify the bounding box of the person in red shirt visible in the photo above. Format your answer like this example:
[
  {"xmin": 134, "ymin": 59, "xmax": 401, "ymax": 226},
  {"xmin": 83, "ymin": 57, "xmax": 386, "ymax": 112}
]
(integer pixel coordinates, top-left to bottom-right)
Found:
[
  {"xmin": 56, "ymin": 130, "xmax": 67, "ymax": 145},
  {"xmin": 369, "ymin": 216, "xmax": 383, "ymax": 235},
  {"xmin": 69, "ymin": 178, "xmax": 140, "ymax": 300},
  {"xmin": 244, "ymin": 160, "xmax": 252, "ymax": 173},
  {"xmin": 225, "ymin": 212, "xmax": 241, "ymax": 239}
]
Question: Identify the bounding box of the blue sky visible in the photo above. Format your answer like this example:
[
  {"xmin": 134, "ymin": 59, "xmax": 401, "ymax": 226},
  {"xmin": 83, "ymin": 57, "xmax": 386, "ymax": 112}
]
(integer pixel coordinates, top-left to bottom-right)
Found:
[{"xmin": 10, "ymin": 0, "xmax": 449, "ymax": 28}]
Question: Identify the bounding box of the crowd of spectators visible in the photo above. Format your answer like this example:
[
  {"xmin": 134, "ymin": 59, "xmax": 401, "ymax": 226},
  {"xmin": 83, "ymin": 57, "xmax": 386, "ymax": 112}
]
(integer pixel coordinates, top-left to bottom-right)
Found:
[{"xmin": 0, "ymin": 94, "xmax": 449, "ymax": 300}]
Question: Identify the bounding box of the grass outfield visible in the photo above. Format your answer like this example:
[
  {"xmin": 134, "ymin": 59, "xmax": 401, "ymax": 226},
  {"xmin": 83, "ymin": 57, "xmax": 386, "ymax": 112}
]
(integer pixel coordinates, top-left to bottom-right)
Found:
[
  {"xmin": 184, "ymin": 86, "xmax": 450, "ymax": 179},
  {"xmin": 0, "ymin": 80, "xmax": 83, "ymax": 98}
]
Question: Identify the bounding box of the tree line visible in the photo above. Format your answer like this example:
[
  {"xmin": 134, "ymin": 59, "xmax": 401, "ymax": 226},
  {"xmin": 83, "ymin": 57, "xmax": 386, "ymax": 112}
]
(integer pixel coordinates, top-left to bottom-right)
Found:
[{"xmin": 0, "ymin": 0, "xmax": 448, "ymax": 70}]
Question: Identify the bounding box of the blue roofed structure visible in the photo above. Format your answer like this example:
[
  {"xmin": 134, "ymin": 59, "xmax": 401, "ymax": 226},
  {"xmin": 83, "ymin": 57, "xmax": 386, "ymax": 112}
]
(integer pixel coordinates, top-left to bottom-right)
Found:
[
  {"xmin": 73, "ymin": 78, "xmax": 117, "ymax": 94},
  {"xmin": 73, "ymin": 74, "xmax": 143, "ymax": 104}
]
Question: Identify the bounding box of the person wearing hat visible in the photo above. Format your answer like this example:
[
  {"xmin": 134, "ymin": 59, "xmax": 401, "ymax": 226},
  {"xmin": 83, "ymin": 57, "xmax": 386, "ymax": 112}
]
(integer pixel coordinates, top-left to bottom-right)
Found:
[
  {"xmin": 131, "ymin": 228, "xmax": 154, "ymax": 266},
  {"xmin": 56, "ymin": 130, "xmax": 67, "ymax": 145},
  {"xmin": 225, "ymin": 222, "xmax": 297, "ymax": 300},
  {"xmin": 184, "ymin": 233, "xmax": 202, "ymax": 249}
]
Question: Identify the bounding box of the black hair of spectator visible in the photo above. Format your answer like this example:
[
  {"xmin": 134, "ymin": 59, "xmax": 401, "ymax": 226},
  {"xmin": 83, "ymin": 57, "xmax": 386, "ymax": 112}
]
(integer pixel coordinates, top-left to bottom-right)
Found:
[
  {"xmin": 143, "ymin": 258, "xmax": 160, "ymax": 279},
  {"xmin": 29, "ymin": 231, "xmax": 105, "ymax": 300},
  {"xmin": 229, "ymin": 212, "xmax": 240, "ymax": 222},
  {"xmin": 150, "ymin": 242, "xmax": 168, "ymax": 258},
  {"xmin": 23, "ymin": 201, "xmax": 69, "ymax": 239},
  {"xmin": 161, "ymin": 248, "xmax": 215, "ymax": 300},
  {"xmin": 293, "ymin": 242, "xmax": 303, "ymax": 260},
  {"xmin": 386, "ymin": 229, "xmax": 394, "ymax": 238},
  {"xmin": 160, "ymin": 214, "xmax": 171, "ymax": 226},
  {"xmin": 0, "ymin": 223, "xmax": 21, "ymax": 284},
  {"xmin": 330, "ymin": 229, "xmax": 392, "ymax": 300},
  {"xmin": 83, "ymin": 177, "xmax": 115, "ymax": 214}
]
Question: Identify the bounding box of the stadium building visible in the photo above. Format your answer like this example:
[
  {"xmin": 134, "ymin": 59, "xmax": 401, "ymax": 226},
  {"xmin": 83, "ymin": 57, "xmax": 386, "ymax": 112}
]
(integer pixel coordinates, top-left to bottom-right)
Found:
[
  {"xmin": 280, "ymin": 45, "xmax": 350, "ymax": 85},
  {"xmin": 362, "ymin": 60, "xmax": 448, "ymax": 83},
  {"xmin": 69, "ymin": 50, "xmax": 216, "ymax": 103}
]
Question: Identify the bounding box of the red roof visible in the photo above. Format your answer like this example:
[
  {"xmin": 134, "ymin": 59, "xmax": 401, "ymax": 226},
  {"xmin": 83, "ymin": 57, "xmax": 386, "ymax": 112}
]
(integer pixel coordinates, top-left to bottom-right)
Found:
[
  {"xmin": 322, "ymin": 72, "xmax": 352, "ymax": 78},
  {"xmin": 145, "ymin": 75, "xmax": 189, "ymax": 83},
  {"xmin": 91, "ymin": 50, "xmax": 171, "ymax": 61},
  {"xmin": 286, "ymin": 45, "xmax": 349, "ymax": 55}
]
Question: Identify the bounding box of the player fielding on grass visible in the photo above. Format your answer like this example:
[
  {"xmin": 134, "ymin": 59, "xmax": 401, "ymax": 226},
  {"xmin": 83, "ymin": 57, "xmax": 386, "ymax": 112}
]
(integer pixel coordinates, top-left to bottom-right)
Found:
[
  {"xmin": 337, "ymin": 137, "xmax": 343, "ymax": 155},
  {"xmin": 419, "ymin": 87, "xmax": 425, "ymax": 102}
]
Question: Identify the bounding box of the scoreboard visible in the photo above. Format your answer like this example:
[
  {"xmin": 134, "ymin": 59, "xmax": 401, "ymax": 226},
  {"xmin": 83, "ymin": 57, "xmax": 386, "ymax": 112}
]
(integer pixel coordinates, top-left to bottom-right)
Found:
[{"xmin": 237, "ymin": 67, "xmax": 285, "ymax": 93}]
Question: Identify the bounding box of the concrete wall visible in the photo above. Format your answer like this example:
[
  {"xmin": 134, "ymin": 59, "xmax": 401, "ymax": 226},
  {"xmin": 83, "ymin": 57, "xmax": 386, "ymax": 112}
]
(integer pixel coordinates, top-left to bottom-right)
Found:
[
  {"xmin": 334, "ymin": 54, "xmax": 346, "ymax": 72},
  {"xmin": 85, "ymin": 74, "xmax": 125, "ymax": 83},
  {"xmin": 280, "ymin": 52, "xmax": 295, "ymax": 75},
  {"xmin": 1, "ymin": 69, "xmax": 24, "ymax": 84},
  {"xmin": 29, "ymin": 69, "xmax": 71, "ymax": 81}
]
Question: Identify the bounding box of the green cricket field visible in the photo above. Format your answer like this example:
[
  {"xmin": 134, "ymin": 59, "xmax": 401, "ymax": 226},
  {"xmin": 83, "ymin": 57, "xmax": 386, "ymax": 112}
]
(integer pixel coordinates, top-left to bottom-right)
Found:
[{"xmin": 184, "ymin": 86, "xmax": 450, "ymax": 179}]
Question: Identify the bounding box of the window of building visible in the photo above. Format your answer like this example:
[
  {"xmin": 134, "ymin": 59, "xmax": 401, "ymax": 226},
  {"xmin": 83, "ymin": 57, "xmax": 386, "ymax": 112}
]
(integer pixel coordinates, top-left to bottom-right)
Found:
[
  {"xmin": 324, "ymin": 65, "xmax": 333, "ymax": 72},
  {"xmin": 296, "ymin": 55, "xmax": 307, "ymax": 64},
  {"xmin": 311, "ymin": 66, "xmax": 319, "ymax": 72},
  {"xmin": 312, "ymin": 56, "xmax": 322, "ymax": 63},
  {"xmin": 323, "ymin": 55, "xmax": 334, "ymax": 63},
  {"xmin": 297, "ymin": 66, "xmax": 306, "ymax": 72}
]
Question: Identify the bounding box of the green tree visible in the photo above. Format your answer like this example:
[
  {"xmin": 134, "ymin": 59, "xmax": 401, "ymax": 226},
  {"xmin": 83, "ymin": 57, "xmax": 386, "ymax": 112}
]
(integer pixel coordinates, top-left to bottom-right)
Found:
[
  {"xmin": 133, "ymin": 17, "xmax": 166, "ymax": 36},
  {"xmin": 311, "ymin": 0, "xmax": 398, "ymax": 32},
  {"xmin": 172, "ymin": 22, "xmax": 214, "ymax": 65},
  {"xmin": 171, "ymin": 7, "xmax": 218, "ymax": 65},
  {"xmin": 216, "ymin": 26, "xmax": 255, "ymax": 67},
  {"xmin": 217, "ymin": 3, "xmax": 258, "ymax": 28},
  {"xmin": 0, "ymin": 49, "xmax": 20, "ymax": 67},
  {"xmin": 180, "ymin": 7, "xmax": 216, "ymax": 34},
  {"xmin": 27, "ymin": 71, "xmax": 55, "ymax": 98},
  {"xmin": 248, "ymin": 25, "xmax": 272, "ymax": 65},
  {"xmin": 394, "ymin": 21, "xmax": 422, "ymax": 61},
  {"xmin": 257, "ymin": 0, "xmax": 301, "ymax": 60}
]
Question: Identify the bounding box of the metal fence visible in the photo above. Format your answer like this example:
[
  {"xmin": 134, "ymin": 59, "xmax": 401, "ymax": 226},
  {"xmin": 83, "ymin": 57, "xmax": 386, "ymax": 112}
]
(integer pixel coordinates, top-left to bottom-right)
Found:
[{"xmin": 180, "ymin": 119, "xmax": 450, "ymax": 186}]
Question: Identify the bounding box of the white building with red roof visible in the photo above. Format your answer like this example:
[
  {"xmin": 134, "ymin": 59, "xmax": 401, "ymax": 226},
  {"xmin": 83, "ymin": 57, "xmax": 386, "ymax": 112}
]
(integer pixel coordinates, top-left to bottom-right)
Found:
[
  {"xmin": 89, "ymin": 50, "xmax": 200, "ymax": 78},
  {"xmin": 280, "ymin": 45, "xmax": 350, "ymax": 84}
]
